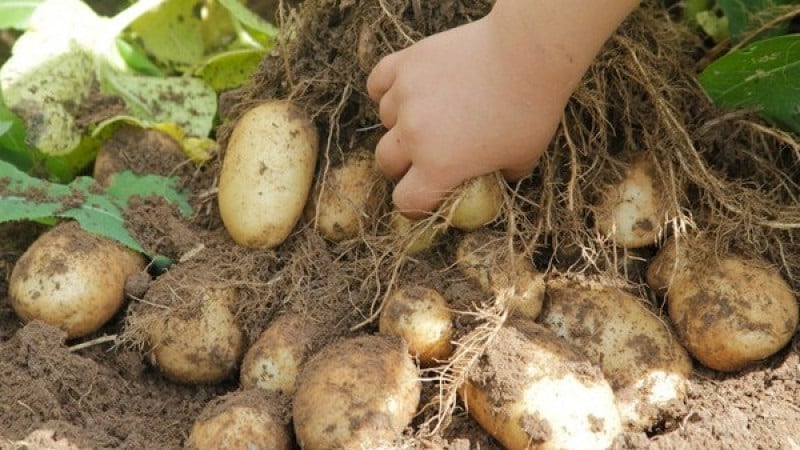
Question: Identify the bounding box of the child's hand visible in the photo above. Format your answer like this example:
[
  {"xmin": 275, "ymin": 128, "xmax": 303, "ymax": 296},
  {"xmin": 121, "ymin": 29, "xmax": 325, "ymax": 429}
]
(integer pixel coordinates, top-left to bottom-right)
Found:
[{"xmin": 367, "ymin": 16, "xmax": 574, "ymax": 218}]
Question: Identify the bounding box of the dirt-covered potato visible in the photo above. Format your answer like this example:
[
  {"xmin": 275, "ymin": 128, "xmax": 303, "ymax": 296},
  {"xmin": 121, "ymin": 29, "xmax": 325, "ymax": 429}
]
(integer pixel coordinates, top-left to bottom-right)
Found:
[
  {"xmin": 144, "ymin": 285, "xmax": 245, "ymax": 384},
  {"xmin": 594, "ymin": 158, "xmax": 668, "ymax": 248},
  {"xmin": 308, "ymin": 149, "xmax": 386, "ymax": 241},
  {"xmin": 187, "ymin": 389, "xmax": 290, "ymax": 450},
  {"xmin": 460, "ymin": 320, "xmax": 621, "ymax": 450},
  {"xmin": 389, "ymin": 211, "xmax": 442, "ymax": 255},
  {"xmin": 541, "ymin": 276, "xmax": 692, "ymax": 430},
  {"xmin": 456, "ymin": 231, "xmax": 545, "ymax": 320},
  {"xmin": 218, "ymin": 100, "xmax": 319, "ymax": 248},
  {"xmin": 449, "ymin": 174, "xmax": 504, "ymax": 231},
  {"xmin": 293, "ymin": 334, "xmax": 421, "ymax": 450},
  {"xmin": 379, "ymin": 286, "xmax": 454, "ymax": 365},
  {"xmin": 240, "ymin": 313, "xmax": 320, "ymax": 394},
  {"xmin": 647, "ymin": 236, "xmax": 799, "ymax": 372},
  {"xmin": 8, "ymin": 221, "xmax": 145, "ymax": 339}
]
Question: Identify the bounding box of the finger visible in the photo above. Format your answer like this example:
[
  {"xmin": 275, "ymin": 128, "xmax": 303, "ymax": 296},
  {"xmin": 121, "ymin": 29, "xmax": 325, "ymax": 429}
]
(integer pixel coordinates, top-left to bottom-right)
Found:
[
  {"xmin": 392, "ymin": 166, "xmax": 453, "ymax": 219},
  {"xmin": 367, "ymin": 52, "xmax": 401, "ymax": 102},
  {"xmin": 378, "ymin": 88, "xmax": 398, "ymax": 129},
  {"xmin": 501, "ymin": 162, "xmax": 537, "ymax": 182},
  {"xmin": 375, "ymin": 127, "xmax": 411, "ymax": 181}
]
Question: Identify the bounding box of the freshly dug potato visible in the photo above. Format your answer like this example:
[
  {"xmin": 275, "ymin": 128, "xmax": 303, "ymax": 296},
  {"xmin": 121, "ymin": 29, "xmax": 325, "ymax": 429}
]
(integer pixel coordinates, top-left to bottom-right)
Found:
[
  {"xmin": 541, "ymin": 276, "xmax": 692, "ymax": 430},
  {"xmin": 389, "ymin": 211, "xmax": 442, "ymax": 255},
  {"xmin": 647, "ymin": 236, "xmax": 799, "ymax": 372},
  {"xmin": 456, "ymin": 231, "xmax": 545, "ymax": 320},
  {"xmin": 308, "ymin": 149, "xmax": 386, "ymax": 241},
  {"xmin": 449, "ymin": 173, "xmax": 504, "ymax": 231},
  {"xmin": 146, "ymin": 285, "xmax": 245, "ymax": 384},
  {"xmin": 218, "ymin": 100, "xmax": 319, "ymax": 248},
  {"xmin": 594, "ymin": 158, "xmax": 668, "ymax": 248},
  {"xmin": 9, "ymin": 221, "xmax": 145, "ymax": 339},
  {"xmin": 293, "ymin": 334, "xmax": 421, "ymax": 450},
  {"xmin": 187, "ymin": 389, "xmax": 290, "ymax": 450},
  {"xmin": 240, "ymin": 313, "xmax": 320, "ymax": 394},
  {"xmin": 379, "ymin": 286, "xmax": 454, "ymax": 365},
  {"xmin": 460, "ymin": 320, "xmax": 621, "ymax": 450}
]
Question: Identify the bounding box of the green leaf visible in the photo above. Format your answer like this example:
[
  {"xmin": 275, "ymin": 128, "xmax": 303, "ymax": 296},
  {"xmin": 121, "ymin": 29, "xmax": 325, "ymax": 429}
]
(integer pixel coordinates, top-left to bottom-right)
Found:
[
  {"xmin": 717, "ymin": 0, "xmax": 795, "ymax": 42},
  {"xmin": 217, "ymin": 0, "xmax": 278, "ymax": 46},
  {"xmin": 115, "ymin": 37, "xmax": 164, "ymax": 76},
  {"xmin": 0, "ymin": 0, "xmax": 46, "ymax": 29},
  {"xmin": 196, "ymin": 48, "xmax": 264, "ymax": 91},
  {"xmin": 696, "ymin": 10, "xmax": 730, "ymax": 42},
  {"xmin": 0, "ymin": 159, "xmax": 191, "ymax": 256},
  {"xmin": 127, "ymin": 0, "xmax": 206, "ymax": 71},
  {"xmin": 699, "ymin": 34, "xmax": 800, "ymax": 134}
]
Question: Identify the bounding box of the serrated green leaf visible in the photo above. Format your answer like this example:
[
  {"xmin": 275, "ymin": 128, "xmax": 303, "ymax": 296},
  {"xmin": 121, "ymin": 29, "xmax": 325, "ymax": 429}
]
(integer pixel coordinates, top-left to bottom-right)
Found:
[
  {"xmin": 196, "ymin": 48, "xmax": 264, "ymax": 91},
  {"xmin": 0, "ymin": 0, "xmax": 45, "ymax": 30},
  {"xmin": 0, "ymin": 159, "xmax": 191, "ymax": 257},
  {"xmin": 127, "ymin": 0, "xmax": 206, "ymax": 70},
  {"xmin": 699, "ymin": 34, "xmax": 800, "ymax": 134}
]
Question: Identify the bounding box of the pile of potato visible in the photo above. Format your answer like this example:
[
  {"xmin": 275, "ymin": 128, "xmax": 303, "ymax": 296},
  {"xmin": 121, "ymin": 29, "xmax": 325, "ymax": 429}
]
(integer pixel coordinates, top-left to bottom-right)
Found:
[{"xmin": 7, "ymin": 100, "xmax": 799, "ymax": 450}]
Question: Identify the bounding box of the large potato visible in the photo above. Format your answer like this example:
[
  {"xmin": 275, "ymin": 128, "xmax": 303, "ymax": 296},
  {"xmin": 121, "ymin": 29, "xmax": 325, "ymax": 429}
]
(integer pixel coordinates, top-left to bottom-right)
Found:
[
  {"xmin": 240, "ymin": 313, "xmax": 320, "ymax": 394},
  {"xmin": 146, "ymin": 285, "xmax": 245, "ymax": 384},
  {"xmin": 379, "ymin": 286, "xmax": 454, "ymax": 365},
  {"xmin": 456, "ymin": 231, "xmax": 545, "ymax": 320},
  {"xmin": 308, "ymin": 149, "xmax": 386, "ymax": 241},
  {"xmin": 594, "ymin": 158, "xmax": 668, "ymax": 248},
  {"xmin": 218, "ymin": 100, "xmax": 319, "ymax": 248},
  {"xmin": 293, "ymin": 334, "xmax": 421, "ymax": 450},
  {"xmin": 460, "ymin": 320, "xmax": 621, "ymax": 450},
  {"xmin": 9, "ymin": 221, "xmax": 145, "ymax": 339},
  {"xmin": 187, "ymin": 389, "xmax": 290, "ymax": 450},
  {"xmin": 540, "ymin": 276, "xmax": 692, "ymax": 430},
  {"xmin": 647, "ymin": 236, "xmax": 799, "ymax": 372}
]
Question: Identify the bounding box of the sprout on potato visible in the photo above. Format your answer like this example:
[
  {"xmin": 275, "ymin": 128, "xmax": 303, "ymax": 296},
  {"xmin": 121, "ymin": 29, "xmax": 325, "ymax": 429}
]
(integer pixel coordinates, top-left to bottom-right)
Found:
[
  {"xmin": 292, "ymin": 334, "xmax": 421, "ymax": 450},
  {"xmin": 9, "ymin": 221, "xmax": 145, "ymax": 339},
  {"xmin": 187, "ymin": 389, "xmax": 290, "ymax": 450},
  {"xmin": 460, "ymin": 320, "xmax": 622, "ymax": 450},
  {"xmin": 240, "ymin": 313, "xmax": 320, "ymax": 394},
  {"xmin": 541, "ymin": 275, "xmax": 692, "ymax": 430},
  {"xmin": 379, "ymin": 286, "xmax": 454, "ymax": 365},
  {"xmin": 456, "ymin": 230, "xmax": 545, "ymax": 320},
  {"xmin": 647, "ymin": 236, "xmax": 799, "ymax": 372},
  {"xmin": 308, "ymin": 149, "xmax": 387, "ymax": 242},
  {"xmin": 218, "ymin": 100, "xmax": 319, "ymax": 249}
]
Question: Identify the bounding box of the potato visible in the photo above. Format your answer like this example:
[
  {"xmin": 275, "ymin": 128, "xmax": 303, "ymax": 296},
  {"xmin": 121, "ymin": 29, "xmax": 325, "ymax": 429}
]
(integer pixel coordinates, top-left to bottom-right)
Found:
[
  {"xmin": 540, "ymin": 276, "xmax": 692, "ymax": 430},
  {"xmin": 293, "ymin": 334, "xmax": 421, "ymax": 450},
  {"xmin": 146, "ymin": 285, "xmax": 245, "ymax": 384},
  {"xmin": 456, "ymin": 231, "xmax": 545, "ymax": 320},
  {"xmin": 8, "ymin": 221, "xmax": 145, "ymax": 339},
  {"xmin": 187, "ymin": 389, "xmax": 290, "ymax": 450},
  {"xmin": 460, "ymin": 320, "xmax": 621, "ymax": 450},
  {"xmin": 308, "ymin": 149, "xmax": 386, "ymax": 241},
  {"xmin": 218, "ymin": 100, "xmax": 319, "ymax": 248},
  {"xmin": 389, "ymin": 211, "xmax": 442, "ymax": 255},
  {"xmin": 379, "ymin": 286, "xmax": 454, "ymax": 365},
  {"xmin": 449, "ymin": 173, "xmax": 504, "ymax": 231},
  {"xmin": 647, "ymin": 236, "xmax": 799, "ymax": 372},
  {"xmin": 240, "ymin": 313, "xmax": 319, "ymax": 394},
  {"xmin": 594, "ymin": 159, "xmax": 667, "ymax": 248}
]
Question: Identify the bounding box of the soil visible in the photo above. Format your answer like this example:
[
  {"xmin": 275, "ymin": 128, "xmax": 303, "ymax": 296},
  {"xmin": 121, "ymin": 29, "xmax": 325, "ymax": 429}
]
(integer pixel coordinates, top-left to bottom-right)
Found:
[{"xmin": 2, "ymin": 0, "xmax": 800, "ymax": 449}]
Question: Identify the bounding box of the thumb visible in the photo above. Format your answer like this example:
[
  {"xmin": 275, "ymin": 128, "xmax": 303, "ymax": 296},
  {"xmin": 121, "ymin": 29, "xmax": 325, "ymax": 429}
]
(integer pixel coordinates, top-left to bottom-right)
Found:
[{"xmin": 392, "ymin": 166, "xmax": 455, "ymax": 220}]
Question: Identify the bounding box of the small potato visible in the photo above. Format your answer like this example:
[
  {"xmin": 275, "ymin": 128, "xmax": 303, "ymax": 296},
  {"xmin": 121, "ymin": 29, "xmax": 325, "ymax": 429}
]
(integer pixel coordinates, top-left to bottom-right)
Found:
[
  {"xmin": 594, "ymin": 159, "xmax": 668, "ymax": 248},
  {"xmin": 218, "ymin": 100, "xmax": 318, "ymax": 249},
  {"xmin": 146, "ymin": 285, "xmax": 245, "ymax": 384},
  {"xmin": 389, "ymin": 211, "xmax": 442, "ymax": 255},
  {"xmin": 293, "ymin": 334, "xmax": 421, "ymax": 450},
  {"xmin": 647, "ymin": 236, "xmax": 799, "ymax": 372},
  {"xmin": 449, "ymin": 174, "xmax": 504, "ymax": 231},
  {"xmin": 187, "ymin": 389, "xmax": 290, "ymax": 450},
  {"xmin": 240, "ymin": 313, "xmax": 320, "ymax": 394},
  {"xmin": 308, "ymin": 149, "xmax": 386, "ymax": 241},
  {"xmin": 541, "ymin": 276, "xmax": 692, "ymax": 430},
  {"xmin": 456, "ymin": 231, "xmax": 545, "ymax": 320},
  {"xmin": 460, "ymin": 320, "xmax": 621, "ymax": 450},
  {"xmin": 379, "ymin": 286, "xmax": 454, "ymax": 365},
  {"xmin": 9, "ymin": 221, "xmax": 145, "ymax": 339}
]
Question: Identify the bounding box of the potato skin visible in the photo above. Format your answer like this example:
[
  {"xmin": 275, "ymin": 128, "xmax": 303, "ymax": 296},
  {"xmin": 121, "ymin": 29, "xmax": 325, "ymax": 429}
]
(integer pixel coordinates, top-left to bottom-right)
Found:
[
  {"xmin": 9, "ymin": 222, "xmax": 145, "ymax": 339},
  {"xmin": 450, "ymin": 174, "xmax": 503, "ymax": 231},
  {"xmin": 541, "ymin": 276, "xmax": 692, "ymax": 430},
  {"xmin": 460, "ymin": 321, "xmax": 621, "ymax": 450},
  {"xmin": 379, "ymin": 286, "xmax": 454, "ymax": 365},
  {"xmin": 292, "ymin": 334, "xmax": 421, "ymax": 450},
  {"xmin": 648, "ymin": 237, "xmax": 799, "ymax": 372},
  {"xmin": 219, "ymin": 100, "xmax": 319, "ymax": 248}
]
